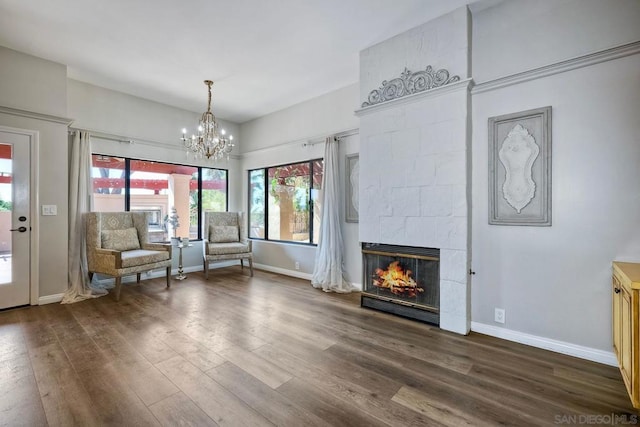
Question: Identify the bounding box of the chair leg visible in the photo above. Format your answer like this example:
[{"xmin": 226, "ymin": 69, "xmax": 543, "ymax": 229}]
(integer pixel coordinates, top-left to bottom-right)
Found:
[
  {"xmin": 88, "ymin": 272, "xmax": 94, "ymax": 283},
  {"xmin": 136, "ymin": 273, "xmax": 142, "ymax": 283},
  {"xmin": 204, "ymin": 258, "xmax": 209, "ymax": 280},
  {"xmin": 240, "ymin": 259, "xmax": 244, "ymax": 270},
  {"xmin": 249, "ymin": 258, "xmax": 254, "ymax": 277},
  {"xmin": 166, "ymin": 266, "xmax": 171, "ymax": 288},
  {"xmin": 114, "ymin": 277, "xmax": 122, "ymax": 301}
]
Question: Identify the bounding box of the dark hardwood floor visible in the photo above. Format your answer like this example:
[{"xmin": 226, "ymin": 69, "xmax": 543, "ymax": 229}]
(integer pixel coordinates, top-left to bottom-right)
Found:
[{"xmin": 0, "ymin": 267, "xmax": 636, "ymax": 426}]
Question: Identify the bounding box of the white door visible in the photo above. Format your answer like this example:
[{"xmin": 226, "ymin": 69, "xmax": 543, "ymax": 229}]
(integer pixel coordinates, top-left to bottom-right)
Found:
[{"xmin": 0, "ymin": 130, "xmax": 30, "ymax": 309}]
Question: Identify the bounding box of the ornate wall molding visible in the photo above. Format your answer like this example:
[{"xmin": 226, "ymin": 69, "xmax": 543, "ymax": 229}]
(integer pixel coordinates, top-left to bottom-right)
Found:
[
  {"xmin": 355, "ymin": 78, "xmax": 472, "ymax": 117},
  {"xmin": 361, "ymin": 66, "xmax": 460, "ymax": 107},
  {"xmin": 499, "ymin": 124, "xmax": 539, "ymax": 213},
  {"xmin": 472, "ymin": 40, "xmax": 640, "ymax": 94}
]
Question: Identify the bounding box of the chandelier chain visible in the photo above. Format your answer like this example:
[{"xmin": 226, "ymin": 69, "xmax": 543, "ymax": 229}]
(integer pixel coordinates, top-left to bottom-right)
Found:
[{"xmin": 206, "ymin": 80, "xmax": 213, "ymax": 113}]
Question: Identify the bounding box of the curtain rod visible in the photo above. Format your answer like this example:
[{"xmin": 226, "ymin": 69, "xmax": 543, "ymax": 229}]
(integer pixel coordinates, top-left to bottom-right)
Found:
[
  {"xmin": 69, "ymin": 131, "xmax": 132, "ymax": 144},
  {"xmin": 69, "ymin": 127, "xmax": 181, "ymax": 151},
  {"xmin": 302, "ymin": 128, "xmax": 360, "ymax": 147},
  {"xmin": 69, "ymin": 128, "xmax": 132, "ymax": 144},
  {"xmin": 241, "ymin": 127, "xmax": 359, "ymax": 156},
  {"xmin": 69, "ymin": 126, "xmax": 241, "ymax": 161}
]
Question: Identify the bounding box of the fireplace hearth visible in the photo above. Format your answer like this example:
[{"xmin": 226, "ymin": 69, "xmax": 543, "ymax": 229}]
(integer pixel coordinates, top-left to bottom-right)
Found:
[{"xmin": 361, "ymin": 243, "xmax": 439, "ymax": 325}]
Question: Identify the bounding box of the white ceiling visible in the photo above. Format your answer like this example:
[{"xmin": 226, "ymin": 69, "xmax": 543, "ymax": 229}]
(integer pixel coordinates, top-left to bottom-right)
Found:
[{"xmin": 0, "ymin": 0, "xmax": 481, "ymax": 123}]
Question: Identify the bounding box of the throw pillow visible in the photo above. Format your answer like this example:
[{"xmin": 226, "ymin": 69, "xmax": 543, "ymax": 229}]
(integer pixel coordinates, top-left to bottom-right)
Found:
[
  {"xmin": 101, "ymin": 227, "xmax": 141, "ymax": 251},
  {"xmin": 210, "ymin": 225, "xmax": 239, "ymax": 243}
]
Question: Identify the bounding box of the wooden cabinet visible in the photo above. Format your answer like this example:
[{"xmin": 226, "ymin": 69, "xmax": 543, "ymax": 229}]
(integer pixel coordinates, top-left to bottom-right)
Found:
[{"xmin": 613, "ymin": 262, "xmax": 640, "ymax": 409}]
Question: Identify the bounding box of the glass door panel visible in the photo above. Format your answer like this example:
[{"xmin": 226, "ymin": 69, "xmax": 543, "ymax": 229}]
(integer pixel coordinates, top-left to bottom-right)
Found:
[{"xmin": 0, "ymin": 143, "xmax": 12, "ymax": 284}]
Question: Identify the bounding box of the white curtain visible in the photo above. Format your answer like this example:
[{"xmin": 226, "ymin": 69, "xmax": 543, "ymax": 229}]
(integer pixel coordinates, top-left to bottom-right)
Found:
[
  {"xmin": 62, "ymin": 131, "xmax": 107, "ymax": 303},
  {"xmin": 311, "ymin": 137, "xmax": 355, "ymax": 293}
]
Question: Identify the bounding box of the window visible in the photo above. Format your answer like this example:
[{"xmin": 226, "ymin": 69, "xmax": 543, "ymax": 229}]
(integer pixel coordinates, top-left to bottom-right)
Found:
[
  {"xmin": 248, "ymin": 169, "xmax": 265, "ymax": 239},
  {"xmin": 91, "ymin": 155, "xmax": 228, "ymax": 241},
  {"xmin": 248, "ymin": 159, "xmax": 323, "ymax": 244},
  {"xmin": 201, "ymin": 168, "xmax": 228, "ymax": 212},
  {"xmin": 92, "ymin": 155, "xmax": 125, "ymax": 211}
]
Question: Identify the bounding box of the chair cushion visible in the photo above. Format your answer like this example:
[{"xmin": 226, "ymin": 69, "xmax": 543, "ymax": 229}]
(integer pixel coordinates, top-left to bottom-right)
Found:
[
  {"xmin": 207, "ymin": 242, "xmax": 250, "ymax": 256},
  {"xmin": 120, "ymin": 249, "xmax": 170, "ymax": 268},
  {"xmin": 102, "ymin": 228, "xmax": 140, "ymax": 251},
  {"xmin": 209, "ymin": 225, "xmax": 239, "ymax": 243},
  {"xmin": 208, "ymin": 212, "xmax": 238, "ymax": 227}
]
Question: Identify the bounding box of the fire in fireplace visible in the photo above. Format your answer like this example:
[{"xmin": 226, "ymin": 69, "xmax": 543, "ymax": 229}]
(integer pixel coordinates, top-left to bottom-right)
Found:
[
  {"xmin": 362, "ymin": 243, "xmax": 439, "ymax": 325},
  {"xmin": 373, "ymin": 261, "xmax": 424, "ymax": 297}
]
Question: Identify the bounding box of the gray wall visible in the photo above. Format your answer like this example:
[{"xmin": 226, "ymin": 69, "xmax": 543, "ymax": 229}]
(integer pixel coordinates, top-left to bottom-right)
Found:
[
  {"xmin": 470, "ymin": 0, "xmax": 640, "ymax": 351},
  {"xmin": 67, "ymin": 79, "xmax": 243, "ymax": 274},
  {"xmin": 0, "ymin": 46, "xmax": 69, "ymax": 299},
  {"xmin": 473, "ymin": 0, "xmax": 640, "ymax": 83},
  {"xmin": 67, "ymin": 79, "xmax": 240, "ymax": 155},
  {"xmin": 239, "ymin": 84, "xmax": 361, "ymax": 286},
  {"xmin": 0, "ymin": 46, "xmax": 67, "ymax": 117}
]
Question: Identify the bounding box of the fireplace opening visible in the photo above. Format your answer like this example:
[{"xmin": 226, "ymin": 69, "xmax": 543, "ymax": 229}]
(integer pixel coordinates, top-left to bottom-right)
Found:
[{"xmin": 361, "ymin": 243, "xmax": 439, "ymax": 325}]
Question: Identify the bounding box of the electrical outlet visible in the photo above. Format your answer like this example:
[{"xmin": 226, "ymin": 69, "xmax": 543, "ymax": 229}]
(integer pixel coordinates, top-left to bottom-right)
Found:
[
  {"xmin": 295, "ymin": 261, "xmax": 300, "ymax": 270},
  {"xmin": 494, "ymin": 308, "xmax": 505, "ymax": 324}
]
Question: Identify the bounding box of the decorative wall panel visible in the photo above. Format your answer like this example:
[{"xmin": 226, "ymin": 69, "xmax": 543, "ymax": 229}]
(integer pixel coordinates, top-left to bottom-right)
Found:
[
  {"xmin": 345, "ymin": 154, "xmax": 359, "ymax": 223},
  {"xmin": 489, "ymin": 106, "xmax": 552, "ymax": 225}
]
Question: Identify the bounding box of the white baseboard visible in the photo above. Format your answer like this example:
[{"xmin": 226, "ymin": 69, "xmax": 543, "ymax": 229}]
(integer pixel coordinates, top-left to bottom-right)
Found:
[
  {"xmin": 38, "ymin": 293, "xmax": 64, "ymax": 305},
  {"xmin": 471, "ymin": 321, "xmax": 617, "ymax": 367},
  {"xmin": 253, "ymin": 263, "xmax": 313, "ymax": 281},
  {"xmin": 253, "ymin": 264, "xmax": 362, "ymax": 291}
]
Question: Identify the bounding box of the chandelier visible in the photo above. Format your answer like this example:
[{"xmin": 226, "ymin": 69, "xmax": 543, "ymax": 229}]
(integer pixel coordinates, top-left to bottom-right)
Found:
[{"xmin": 181, "ymin": 80, "xmax": 234, "ymax": 160}]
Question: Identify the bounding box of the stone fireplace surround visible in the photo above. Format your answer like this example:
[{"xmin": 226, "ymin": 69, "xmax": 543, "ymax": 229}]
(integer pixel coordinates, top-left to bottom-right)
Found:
[
  {"xmin": 355, "ymin": 6, "xmax": 471, "ymax": 334},
  {"xmin": 356, "ymin": 80, "xmax": 471, "ymax": 334}
]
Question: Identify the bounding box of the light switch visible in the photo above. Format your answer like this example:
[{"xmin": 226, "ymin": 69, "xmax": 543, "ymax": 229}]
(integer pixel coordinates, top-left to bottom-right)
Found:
[{"xmin": 42, "ymin": 205, "xmax": 57, "ymax": 216}]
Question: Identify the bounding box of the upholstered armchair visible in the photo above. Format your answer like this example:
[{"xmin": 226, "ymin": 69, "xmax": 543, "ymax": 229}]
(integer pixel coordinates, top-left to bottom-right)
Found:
[
  {"xmin": 85, "ymin": 212, "xmax": 172, "ymax": 301},
  {"xmin": 203, "ymin": 211, "xmax": 253, "ymax": 279}
]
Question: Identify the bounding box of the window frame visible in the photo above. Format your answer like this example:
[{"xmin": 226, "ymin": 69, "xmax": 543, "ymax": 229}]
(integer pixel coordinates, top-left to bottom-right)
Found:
[
  {"xmin": 248, "ymin": 158, "xmax": 323, "ymax": 246},
  {"xmin": 92, "ymin": 153, "xmax": 229, "ymax": 241}
]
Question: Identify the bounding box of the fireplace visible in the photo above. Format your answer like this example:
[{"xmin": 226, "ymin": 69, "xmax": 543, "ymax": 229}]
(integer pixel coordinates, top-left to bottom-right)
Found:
[{"xmin": 361, "ymin": 243, "xmax": 440, "ymax": 325}]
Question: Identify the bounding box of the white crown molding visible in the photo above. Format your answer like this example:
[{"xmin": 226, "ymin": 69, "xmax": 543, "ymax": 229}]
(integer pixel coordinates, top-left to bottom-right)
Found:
[
  {"xmin": 471, "ymin": 321, "xmax": 617, "ymax": 366},
  {"xmin": 472, "ymin": 40, "xmax": 640, "ymax": 94},
  {"xmin": 0, "ymin": 105, "xmax": 73, "ymax": 125},
  {"xmin": 354, "ymin": 78, "xmax": 473, "ymax": 117}
]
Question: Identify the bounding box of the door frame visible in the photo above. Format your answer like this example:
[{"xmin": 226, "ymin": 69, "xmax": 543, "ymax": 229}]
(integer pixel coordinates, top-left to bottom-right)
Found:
[{"xmin": 0, "ymin": 125, "xmax": 40, "ymax": 305}]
